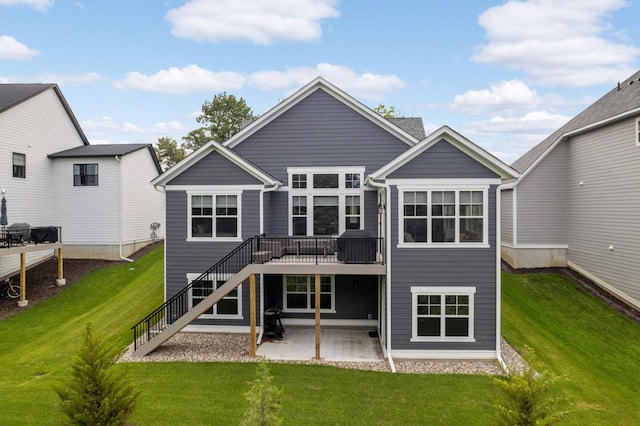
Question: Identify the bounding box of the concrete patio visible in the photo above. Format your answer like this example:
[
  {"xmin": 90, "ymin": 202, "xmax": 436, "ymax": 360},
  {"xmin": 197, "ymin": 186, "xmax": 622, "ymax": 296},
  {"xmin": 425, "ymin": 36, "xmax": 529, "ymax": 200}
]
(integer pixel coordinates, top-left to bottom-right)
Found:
[{"xmin": 257, "ymin": 327, "xmax": 384, "ymax": 362}]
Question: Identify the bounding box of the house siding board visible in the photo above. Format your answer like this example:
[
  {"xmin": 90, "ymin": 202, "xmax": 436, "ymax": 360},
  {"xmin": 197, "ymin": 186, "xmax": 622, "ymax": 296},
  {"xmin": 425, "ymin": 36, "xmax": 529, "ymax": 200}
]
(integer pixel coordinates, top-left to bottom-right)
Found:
[
  {"xmin": 268, "ymin": 191, "xmax": 288, "ymax": 236},
  {"xmin": 121, "ymin": 148, "xmax": 164, "ymax": 244},
  {"xmin": 51, "ymin": 158, "xmax": 121, "ymax": 244},
  {"xmin": 164, "ymin": 189, "xmax": 261, "ymax": 301},
  {"xmin": 501, "ymin": 188, "xmax": 513, "ymax": 244},
  {"xmin": 517, "ymin": 142, "xmax": 568, "ymax": 244},
  {"xmin": 388, "ymin": 185, "xmax": 497, "ymax": 351},
  {"xmin": 567, "ymin": 117, "xmax": 640, "ymax": 302},
  {"xmin": 388, "ymin": 140, "xmax": 500, "ymax": 179},
  {"xmin": 232, "ymin": 89, "xmax": 409, "ymax": 181},
  {"xmin": 364, "ymin": 190, "xmax": 378, "ymax": 234},
  {"xmin": 167, "ymin": 150, "xmax": 262, "ymax": 186}
]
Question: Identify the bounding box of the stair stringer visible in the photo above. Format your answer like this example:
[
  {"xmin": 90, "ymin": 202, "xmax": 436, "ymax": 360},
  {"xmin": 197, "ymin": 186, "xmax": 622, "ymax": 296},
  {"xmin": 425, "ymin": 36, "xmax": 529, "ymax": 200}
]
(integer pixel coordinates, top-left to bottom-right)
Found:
[{"xmin": 131, "ymin": 264, "xmax": 261, "ymax": 358}]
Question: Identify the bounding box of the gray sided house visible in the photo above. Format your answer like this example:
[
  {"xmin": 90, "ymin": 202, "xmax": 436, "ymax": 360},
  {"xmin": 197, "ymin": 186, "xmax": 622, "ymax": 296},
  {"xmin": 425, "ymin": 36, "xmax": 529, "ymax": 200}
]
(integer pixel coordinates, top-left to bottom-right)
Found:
[
  {"xmin": 138, "ymin": 78, "xmax": 517, "ymax": 365},
  {"xmin": 502, "ymin": 69, "xmax": 640, "ymax": 311}
]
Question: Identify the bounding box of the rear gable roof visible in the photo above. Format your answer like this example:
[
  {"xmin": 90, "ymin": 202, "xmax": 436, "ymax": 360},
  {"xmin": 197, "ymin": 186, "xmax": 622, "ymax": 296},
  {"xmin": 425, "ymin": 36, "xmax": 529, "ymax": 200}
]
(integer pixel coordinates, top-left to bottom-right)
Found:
[
  {"xmin": 0, "ymin": 83, "xmax": 90, "ymax": 146},
  {"xmin": 49, "ymin": 144, "xmax": 162, "ymax": 174}
]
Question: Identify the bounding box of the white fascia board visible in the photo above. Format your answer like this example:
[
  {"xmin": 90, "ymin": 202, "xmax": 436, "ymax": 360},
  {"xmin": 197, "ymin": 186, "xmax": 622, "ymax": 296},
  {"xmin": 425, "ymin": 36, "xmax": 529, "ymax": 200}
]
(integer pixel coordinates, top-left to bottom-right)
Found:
[
  {"xmin": 371, "ymin": 125, "xmax": 519, "ymax": 181},
  {"xmin": 387, "ymin": 178, "xmax": 501, "ymax": 187},
  {"xmin": 224, "ymin": 77, "xmax": 419, "ymax": 150}
]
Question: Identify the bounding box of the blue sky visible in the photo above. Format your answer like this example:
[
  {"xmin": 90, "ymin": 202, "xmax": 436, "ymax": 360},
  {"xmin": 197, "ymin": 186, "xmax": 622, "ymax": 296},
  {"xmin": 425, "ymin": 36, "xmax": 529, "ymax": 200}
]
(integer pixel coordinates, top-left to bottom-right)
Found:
[{"xmin": 1, "ymin": 0, "xmax": 639, "ymax": 164}]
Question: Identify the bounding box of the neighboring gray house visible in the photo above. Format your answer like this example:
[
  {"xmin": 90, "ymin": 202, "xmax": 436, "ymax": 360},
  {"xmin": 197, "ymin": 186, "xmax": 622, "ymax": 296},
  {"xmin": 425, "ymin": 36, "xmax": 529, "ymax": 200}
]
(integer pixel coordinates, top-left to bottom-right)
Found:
[
  {"xmin": 134, "ymin": 78, "xmax": 518, "ymax": 366},
  {"xmin": 501, "ymin": 69, "xmax": 640, "ymax": 311}
]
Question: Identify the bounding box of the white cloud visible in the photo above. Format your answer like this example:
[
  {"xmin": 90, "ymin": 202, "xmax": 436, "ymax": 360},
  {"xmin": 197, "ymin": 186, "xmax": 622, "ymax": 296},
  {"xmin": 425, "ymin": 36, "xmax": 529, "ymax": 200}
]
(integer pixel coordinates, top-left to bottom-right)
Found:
[
  {"xmin": 0, "ymin": 0, "xmax": 52, "ymax": 12},
  {"xmin": 82, "ymin": 116, "xmax": 189, "ymax": 145},
  {"xmin": 0, "ymin": 35, "xmax": 39, "ymax": 61},
  {"xmin": 114, "ymin": 63, "xmax": 406, "ymax": 102},
  {"xmin": 248, "ymin": 63, "xmax": 406, "ymax": 101},
  {"xmin": 166, "ymin": 0, "xmax": 340, "ymax": 45},
  {"xmin": 473, "ymin": 0, "xmax": 640, "ymax": 87},
  {"xmin": 451, "ymin": 80, "xmax": 540, "ymax": 116},
  {"xmin": 473, "ymin": 111, "xmax": 570, "ymax": 134},
  {"xmin": 113, "ymin": 65, "xmax": 246, "ymax": 95},
  {"xmin": 36, "ymin": 72, "xmax": 105, "ymax": 86}
]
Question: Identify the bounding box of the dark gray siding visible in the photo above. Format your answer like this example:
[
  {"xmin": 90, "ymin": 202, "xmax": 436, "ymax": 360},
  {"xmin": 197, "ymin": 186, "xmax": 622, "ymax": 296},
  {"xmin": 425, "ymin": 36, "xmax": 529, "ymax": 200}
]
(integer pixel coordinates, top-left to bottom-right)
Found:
[
  {"xmin": 388, "ymin": 140, "xmax": 500, "ymax": 179},
  {"xmin": 268, "ymin": 191, "xmax": 288, "ymax": 235},
  {"xmin": 232, "ymin": 88, "xmax": 410, "ymax": 181},
  {"xmin": 168, "ymin": 150, "xmax": 262, "ymax": 186},
  {"xmin": 264, "ymin": 274, "xmax": 378, "ymax": 320},
  {"xmin": 389, "ymin": 185, "xmax": 498, "ymax": 351},
  {"xmin": 165, "ymin": 189, "xmax": 262, "ymax": 326}
]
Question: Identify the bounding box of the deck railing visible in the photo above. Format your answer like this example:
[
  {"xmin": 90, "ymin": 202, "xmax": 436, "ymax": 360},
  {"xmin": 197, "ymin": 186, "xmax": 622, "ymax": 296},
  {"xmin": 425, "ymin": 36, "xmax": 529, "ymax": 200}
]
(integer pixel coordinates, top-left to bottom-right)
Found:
[
  {"xmin": 131, "ymin": 234, "xmax": 384, "ymax": 351},
  {"xmin": 0, "ymin": 225, "xmax": 61, "ymax": 248}
]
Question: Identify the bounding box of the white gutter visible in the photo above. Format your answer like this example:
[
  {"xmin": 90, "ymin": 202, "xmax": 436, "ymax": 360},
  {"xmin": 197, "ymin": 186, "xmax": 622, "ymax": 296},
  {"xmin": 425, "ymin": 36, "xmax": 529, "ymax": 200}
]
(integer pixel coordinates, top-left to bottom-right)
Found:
[
  {"xmin": 115, "ymin": 156, "xmax": 133, "ymax": 262},
  {"xmin": 366, "ymin": 176, "xmax": 395, "ymax": 373}
]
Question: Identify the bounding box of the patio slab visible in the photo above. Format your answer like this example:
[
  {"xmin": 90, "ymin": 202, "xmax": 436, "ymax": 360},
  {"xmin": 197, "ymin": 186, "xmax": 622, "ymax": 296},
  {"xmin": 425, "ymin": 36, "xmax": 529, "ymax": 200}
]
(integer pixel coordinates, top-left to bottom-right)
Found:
[{"xmin": 257, "ymin": 327, "xmax": 383, "ymax": 362}]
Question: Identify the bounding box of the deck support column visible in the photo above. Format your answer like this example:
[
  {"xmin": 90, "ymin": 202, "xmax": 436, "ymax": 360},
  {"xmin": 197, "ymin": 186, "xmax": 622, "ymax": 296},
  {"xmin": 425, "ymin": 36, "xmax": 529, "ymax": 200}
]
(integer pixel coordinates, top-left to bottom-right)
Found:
[
  {"xmin": 56, "ymin": 247, "xmax": 66, "ymax": 286},
  {"xmin": 17, "ymin": 252, "xmax": 27, "ymax": 307},
  {"xmin": 250, "ymin": 273, "xmax": 256, "ymax": 358},
  {"xmin": 315, "ymin": 273, "xmax": 321, "ymax": 360}
]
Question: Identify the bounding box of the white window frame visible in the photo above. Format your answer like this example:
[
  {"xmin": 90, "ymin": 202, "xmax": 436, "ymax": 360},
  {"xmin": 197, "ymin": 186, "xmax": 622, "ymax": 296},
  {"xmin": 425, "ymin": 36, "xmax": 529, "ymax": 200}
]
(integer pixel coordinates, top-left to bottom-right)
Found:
[
  {"xmin": 187, "ymin": 273, "xmax": 243, "ymax": 319},
  {"xmin": 288, "ymin": 167, "xmax": 365, "ymax": 236},
  {"xmin": 187, "ymin": 190, "xmax": 242, "ymax": 242},
  {"xmin": 398, "ymin": 184, "xmax": 489, "ymax": 248},
  {"xmin": 636, "ymin": 118, "xmax": 640, "ymax": 146},
  {"xmin": 282, "ymin": 275, "xmax": 336, "ymax": 313},
  {"xmin": 410, "ymin": 286, "xmax": 475, "ymax": 342}
]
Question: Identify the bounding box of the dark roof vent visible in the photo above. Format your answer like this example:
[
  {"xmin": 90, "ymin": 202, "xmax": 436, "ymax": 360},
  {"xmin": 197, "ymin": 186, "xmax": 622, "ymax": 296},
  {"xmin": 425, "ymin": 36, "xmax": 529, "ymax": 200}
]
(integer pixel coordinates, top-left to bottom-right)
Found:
[
  {"xmin": 629, "ymin": 80, "xmax": 634, "ymax": 86},
  {"xmin": 617, "ymin": 82, "xmax": 621, "ymax": 91}
]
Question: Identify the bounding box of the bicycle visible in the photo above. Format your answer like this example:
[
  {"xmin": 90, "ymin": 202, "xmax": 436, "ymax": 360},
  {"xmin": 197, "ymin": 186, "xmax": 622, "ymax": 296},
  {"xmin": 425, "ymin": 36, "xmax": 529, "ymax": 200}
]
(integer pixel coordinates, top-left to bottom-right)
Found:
[{"xmin": 0, "ymin": 278, "xmax": 20, "ymax": 299}]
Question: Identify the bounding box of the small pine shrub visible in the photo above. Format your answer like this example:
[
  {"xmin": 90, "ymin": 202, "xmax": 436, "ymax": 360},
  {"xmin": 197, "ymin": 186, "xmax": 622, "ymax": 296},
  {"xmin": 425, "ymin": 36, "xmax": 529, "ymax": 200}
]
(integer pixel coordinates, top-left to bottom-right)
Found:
[
  {"xmin": 241, "ymin": 358, "xmax": 283, "ymax": 426},
  {"xmin": 55, "ymin": 323, "xmax": 139, "ymax": 425},
  {"xmin": 494, "ymin": 347, "xmax": 566, "ymax": 425}
]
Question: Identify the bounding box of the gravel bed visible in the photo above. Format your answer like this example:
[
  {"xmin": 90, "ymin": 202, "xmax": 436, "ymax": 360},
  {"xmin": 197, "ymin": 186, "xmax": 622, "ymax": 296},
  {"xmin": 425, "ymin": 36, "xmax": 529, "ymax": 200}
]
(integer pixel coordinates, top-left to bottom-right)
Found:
[{"xmin": 120, "ymin": 332, "xmax": 525, "ymax": 375}]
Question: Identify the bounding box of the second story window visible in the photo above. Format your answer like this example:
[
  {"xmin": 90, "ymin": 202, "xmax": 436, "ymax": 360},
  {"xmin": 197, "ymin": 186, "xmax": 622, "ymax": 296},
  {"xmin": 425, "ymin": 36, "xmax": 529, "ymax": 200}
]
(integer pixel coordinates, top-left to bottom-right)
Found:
[
  {"xmin": 189, "ymin": 193, "xmax": 241, "ymax": 241},
  {"xmin": 73, "ymin": 163, "xmax": 99, "ymax": 186},
  {"xmin": 12, "ymin": 153, "xmax": 25, "ymax": 178},
  {"xmin": 399, "ymin": 187, "xmax": 488, "ymax": 246}
]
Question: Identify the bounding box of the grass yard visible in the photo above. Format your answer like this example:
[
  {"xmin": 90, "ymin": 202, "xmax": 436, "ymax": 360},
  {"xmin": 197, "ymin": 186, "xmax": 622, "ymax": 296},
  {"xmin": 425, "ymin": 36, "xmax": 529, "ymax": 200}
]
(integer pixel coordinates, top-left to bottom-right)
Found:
[{"xmin": 0, "ymin": 245, "xmax": 638, "ymax": 424}]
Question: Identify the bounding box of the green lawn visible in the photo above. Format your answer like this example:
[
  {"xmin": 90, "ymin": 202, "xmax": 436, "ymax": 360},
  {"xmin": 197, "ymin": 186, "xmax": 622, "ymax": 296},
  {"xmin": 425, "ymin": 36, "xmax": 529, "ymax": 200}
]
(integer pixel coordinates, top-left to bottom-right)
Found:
[{"xmin": 0, "ymin": 247, "xmax": 638, "ymax": 424}]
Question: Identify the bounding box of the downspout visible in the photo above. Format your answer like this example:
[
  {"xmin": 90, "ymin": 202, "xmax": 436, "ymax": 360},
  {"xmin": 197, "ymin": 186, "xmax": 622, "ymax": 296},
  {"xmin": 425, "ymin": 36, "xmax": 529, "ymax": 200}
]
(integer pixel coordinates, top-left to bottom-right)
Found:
[
  {"xmin": 258, "ymin": 182, "xmax": 281, "ymax": 344},
  {"xmin": 154, "ymin": 184, "xmax": 167, "ymax": 302},
  {"xmin": 367, "ymin": 176, "xmax": 395, "ymax": 373},
  {"xmin": 496, "ymin": 182, "xmax": 508, "ymax": 372},
  {"xmin": 115, "ymin": 156, "xmax": 133, "ymax": 262}
]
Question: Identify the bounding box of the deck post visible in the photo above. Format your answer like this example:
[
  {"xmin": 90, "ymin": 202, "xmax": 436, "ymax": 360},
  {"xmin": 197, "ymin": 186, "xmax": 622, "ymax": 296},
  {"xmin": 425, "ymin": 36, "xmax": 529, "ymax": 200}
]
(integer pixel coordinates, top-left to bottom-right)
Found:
[
  {"xmin": 250, "ymin": 273, "xmax": 256, "ymax": 358},
  {"xmin": 56, "ymin": 247, "xmax": 66, "ymax": 286},
  {"xmin": 315, "ymin": 273, "xmax": 321, "ymax": 360},
  {"xmin": 17, "ymin": 252, "xmax": 27, "ymax": 307}
]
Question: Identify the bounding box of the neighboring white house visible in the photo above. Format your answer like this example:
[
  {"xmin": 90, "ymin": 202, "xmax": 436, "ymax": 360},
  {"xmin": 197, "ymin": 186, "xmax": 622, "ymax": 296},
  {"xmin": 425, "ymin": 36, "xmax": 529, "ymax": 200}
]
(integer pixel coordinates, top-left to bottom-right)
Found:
[{"xmin": 0, "ymin": 83, "xmax": 164, "ymax": 280}]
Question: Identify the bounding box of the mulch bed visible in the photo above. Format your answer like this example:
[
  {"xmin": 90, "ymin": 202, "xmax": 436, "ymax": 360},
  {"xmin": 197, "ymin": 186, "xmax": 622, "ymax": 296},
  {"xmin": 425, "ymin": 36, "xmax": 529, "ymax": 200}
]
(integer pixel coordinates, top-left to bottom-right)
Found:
[{"xmin": 0, "ymin": 242, "xmax": 162, "ymax": 321}]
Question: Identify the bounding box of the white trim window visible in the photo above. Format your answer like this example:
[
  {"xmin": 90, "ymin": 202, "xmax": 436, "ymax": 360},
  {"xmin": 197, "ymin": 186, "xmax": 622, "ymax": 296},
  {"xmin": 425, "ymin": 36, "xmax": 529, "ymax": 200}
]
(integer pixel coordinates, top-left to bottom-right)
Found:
[
  {"xmin": 283, "ymin": 275, "xmax": 335, "ymax": 313},
  {"xmin": 187, "ymin": 273, "xmax": 242, "ymax": 319},
  {"xmin": 288, "ymin": 167, "xmax": 365, "ymax": 236},
  {"xmin": 188, "ymin": 191, "xmax": 242, "ymax": 241},
  {"xmin": 399, "ymin": 186, "xmax": 488, "ymax": 247},
  {"xmin": 411, "ymin": 286, "xmax": 475, "ymax": 342},
  {"xmin": 636, "ymin": 118, "xmax": 640, "ymax": 146}
]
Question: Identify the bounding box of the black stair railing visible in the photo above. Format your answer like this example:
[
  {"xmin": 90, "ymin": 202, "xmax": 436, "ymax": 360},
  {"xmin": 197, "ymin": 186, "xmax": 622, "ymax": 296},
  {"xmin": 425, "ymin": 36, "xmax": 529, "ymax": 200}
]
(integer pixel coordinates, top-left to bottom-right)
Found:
[{"xmin": 131, "ymin": 234, "xmax": 262, "ymax": 351}]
